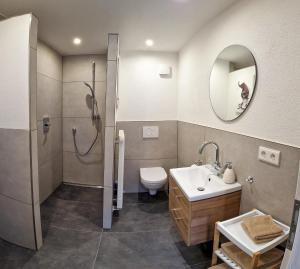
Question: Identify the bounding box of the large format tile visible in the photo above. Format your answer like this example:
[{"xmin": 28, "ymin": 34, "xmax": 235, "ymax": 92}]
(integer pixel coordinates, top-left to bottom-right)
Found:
[
  {"xmin": 0, "ymin": 238, "xmax": 35, "ymax": 269},
  {"xmin": 94, "ymin": 231, "xmax": 187, "ymax": 269},
  {"xmin": 123, "ymin": 158, "xmax": 177, "ymax": 193},
  {"xmin": 63, "ymin": 54, "xmax": 106, "ymax": 82},
  {"xmin": 117, "ymin": 121, "xmax": 178, "ymax": 160},
  {"xmin": 0, "ymin": 194, "xmax": 36, "ymax": 250},
  {"xmin": 39, "ymin": 153, "xmax": 63, "ymax": 203},
  {"xmin": 105, "ymin": 60, "xmax": 117, "ymax": 127},
  {"xmin": 37, "ymin": 74, "xmax": 62, "ymax": 120},
  {"xmin": 63, "ymin": 151, "xmax": 104, "ymax": 186},
  {"xmin": 63, "ymin": 117, "xmax": 103, "ymax": 155},
  {"xmin": 52, "ymin": 184, "xmax": 103, "ymax": 204},
  {"xmin": 110, "ymin": 201, "xmax": 172, "ymax": 232},
  {"xmin": 177, "ymin": 121, "xmax": 206, "ymax": 167},
  {"xmin": 37, "ymin": 118, "xmax": 62, "ymax": 165},
  {"xmin": 41, "ymin": 197, "xmax": 102, "ymax": 233},
  {"xmin": 37, "ymin": 41, "xmax": 62, "ymax": 81},
  {"xmin": 63, "ymin": 81, "xmax": 106, "ymax": 118},
  {"xmin": 0, "ymin": 128, "xmax": 32, "ymax": 204},
  {"xmin": 30, "ymin": 47, "xmax": 37, "ymax": 130},
  {"xmin": 23, "ymin": 228, "xmax": 100, "ymax": 269},
  {"xmin": 178, "ymin": 121, "xmax": 300, "ymax": 225},
  {"xmin": 107, "ymin": 34, "xmax": 119, "ymax": 61}
]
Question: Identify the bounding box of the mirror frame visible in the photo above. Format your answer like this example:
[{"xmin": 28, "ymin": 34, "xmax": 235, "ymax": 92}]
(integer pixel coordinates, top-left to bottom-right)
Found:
[{"xmin": 209, "ymin": 44, "xmax": 258, "ymax": 122}]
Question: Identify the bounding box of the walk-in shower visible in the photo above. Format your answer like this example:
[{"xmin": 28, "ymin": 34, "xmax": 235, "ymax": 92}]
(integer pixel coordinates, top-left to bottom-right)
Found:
[{"xmin": 72, "ymin": 61, "xmax": 101, "ymax": 156}]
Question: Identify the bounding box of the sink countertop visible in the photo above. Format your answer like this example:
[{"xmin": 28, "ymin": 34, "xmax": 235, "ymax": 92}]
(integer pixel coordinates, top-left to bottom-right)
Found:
[{"xmin": 170, "ymin": 165, "xmax": 241, "ymax": 202}]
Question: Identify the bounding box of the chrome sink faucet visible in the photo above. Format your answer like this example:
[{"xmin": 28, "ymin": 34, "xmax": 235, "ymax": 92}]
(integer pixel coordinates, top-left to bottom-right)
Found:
[{"xmin": 199, "ymin": 141, "xmax": 221, "ymax": 170}]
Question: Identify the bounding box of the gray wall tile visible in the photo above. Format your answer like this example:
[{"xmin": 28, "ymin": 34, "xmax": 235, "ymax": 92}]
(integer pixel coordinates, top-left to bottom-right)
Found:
[
  {"xmin": 37, "ymin": 41, "xmax": 63, "ymax": 207},
  {"xmin": 177, "ymin": 121, "xmax": 300, "ymax": 225},
  {"xmin": 39, "ymin": 153, "xmax": 62, "ymax": 203},
  {"xmin": 37, "ymin": 74, "xmax": 62, "ymax": 120},
  {"xmin": 0, "ymin": 193, "xmax": 36, "ymax": 249},
  {"xmin": 37, "ymin": 41, "xmax": 62, "ymax": 81},
  {"xmin": 107, "ymin": 34, "xmax": 119, "ymax": 61},
  {"xmin": 38, "ymin": 118, "xmax": 62, "ymax": 166},
  {"xmin": 63, "ymin": 117, "xmax": 103, "ymax": 155},
  {"xmin": 30, "ymin": 48, "xmax": 37, "ymax": 130},
  {"xmin": 62, "ymin": 54, "xmax": 106, "ymax": 186},
  {"xmin": 117, "ymin": 121, "xmax": 178, "ymax": 160},
  {"xmin": 63, "ymin": 151, "xmax": 103, "ymax": 186},
  {"xmin": 63, "ymin": 81, "xmax": 106, "ymax": 118},
  {"xmin": 0, "ymin": 129, "xmax": 32, "ymax": 204},
  {"xmin": 63, "ymin": 55, "xmax": 106, "ymax": 82},
  {"xmin": 105, "ymin": 60, "xmax": 117, "ymax": 127}
]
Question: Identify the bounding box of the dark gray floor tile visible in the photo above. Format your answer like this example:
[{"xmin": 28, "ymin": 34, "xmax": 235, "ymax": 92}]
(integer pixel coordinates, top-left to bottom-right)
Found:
[
  {"xmin": 123, "ymin": 191, "xmax": 168, "ymax": 204},
  {"xmin": 0, "ymin": 239, "xmax": 35, "ymax": 269},
  {"xmin": 174, "ymin": 241, "xmax": 212, "ymax": 267},
  {"xmin": 190, "ymin": 260, "xmax": 212, "ymax": 269},
  {"xmin": 23, "ymin": 227, "xmax": 101, "ymax": 269},
  {"xmin": 53, "ymin": 184, "xmax": 103, "ymax": 203},
  {"xmin": 94, "ymin": 231, "xmax": 188, "ymax": 269},
  {"xmin": 109, "ymin": 201, "xmax": 172, "ymax": 232},
  {"xmin": 41, "ymin": 198, "xmax": 102, "ymax": 233}
]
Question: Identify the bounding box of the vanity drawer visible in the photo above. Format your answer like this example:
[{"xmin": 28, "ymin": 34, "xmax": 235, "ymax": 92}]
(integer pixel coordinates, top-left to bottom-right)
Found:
[{"xmin": 169, "ymin": 175, "xmax": 241, "ymax": 246}]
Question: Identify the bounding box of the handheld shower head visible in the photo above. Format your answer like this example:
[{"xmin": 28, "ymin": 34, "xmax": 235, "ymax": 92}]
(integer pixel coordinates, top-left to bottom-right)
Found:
[{"xmin": 83, "ymin": 82, "xmax": 95, "ymax": 98}]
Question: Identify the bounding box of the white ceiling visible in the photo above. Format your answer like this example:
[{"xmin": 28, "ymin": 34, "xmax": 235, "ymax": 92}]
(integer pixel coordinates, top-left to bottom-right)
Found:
[{"xmin": 0, "ymin": 0, "xmax": 238, "ymax": 55}]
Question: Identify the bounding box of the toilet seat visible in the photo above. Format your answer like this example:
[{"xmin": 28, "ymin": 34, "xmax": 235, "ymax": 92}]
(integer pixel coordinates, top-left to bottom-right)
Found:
[
  {"xmin": 140, "ymin": 167, "xmax": 167, "ymax": 184},
  {"xmin": 140, "ymin": 167, "xmax": 167, "ymax": 195}
]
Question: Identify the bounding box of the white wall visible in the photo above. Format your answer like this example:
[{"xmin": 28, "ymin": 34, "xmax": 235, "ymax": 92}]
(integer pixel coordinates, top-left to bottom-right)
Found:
[
  {"xmin": 0, "ymin": 14, "xmax": 31, "ymax": 130},
  {"xmin": 118, "ymin": 51, "xmax": 178, "ymax": 121},
  {"xmin": 178, "ymin": 0, "xmax": 300, "ymax": 147}
]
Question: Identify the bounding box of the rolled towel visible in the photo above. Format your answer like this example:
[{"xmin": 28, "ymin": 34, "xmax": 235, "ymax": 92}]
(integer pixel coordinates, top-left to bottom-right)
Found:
[{"xmin": 241, "ymin": 215, "xmax": 283, "ymax": 243}]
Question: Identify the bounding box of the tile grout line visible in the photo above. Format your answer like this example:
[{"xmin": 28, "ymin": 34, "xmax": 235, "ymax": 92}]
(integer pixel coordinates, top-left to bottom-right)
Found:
[{"xmin": 91, "ymin": 230, "xmax": 103, "ymax": 269}]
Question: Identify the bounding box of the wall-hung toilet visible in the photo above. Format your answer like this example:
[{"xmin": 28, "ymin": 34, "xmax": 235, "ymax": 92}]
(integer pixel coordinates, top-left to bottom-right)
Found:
[{"xmin": 140, "ymin": 167, "xmax": 167, "ymax": 195}]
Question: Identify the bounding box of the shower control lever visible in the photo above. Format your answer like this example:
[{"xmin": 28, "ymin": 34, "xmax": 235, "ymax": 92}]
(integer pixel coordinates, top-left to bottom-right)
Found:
[{"xmin": 43, "ymin": 116, "xmax": 50, "ymax": 133}]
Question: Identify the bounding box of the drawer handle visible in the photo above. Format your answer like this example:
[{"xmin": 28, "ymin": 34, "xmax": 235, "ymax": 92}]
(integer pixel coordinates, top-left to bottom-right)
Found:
[{"xmin": 171, "ymin": 210, "xmax": 183, "ymax": 221}]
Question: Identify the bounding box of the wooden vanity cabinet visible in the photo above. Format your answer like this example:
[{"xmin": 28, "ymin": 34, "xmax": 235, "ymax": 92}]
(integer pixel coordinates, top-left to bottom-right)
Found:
[{"xmin": 169, "ymin": 176, "xmax": 241, "ymax": 246}]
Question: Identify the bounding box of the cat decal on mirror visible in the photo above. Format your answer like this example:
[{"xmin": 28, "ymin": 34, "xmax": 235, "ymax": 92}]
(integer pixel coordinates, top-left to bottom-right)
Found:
[{"xmin": 237, "ymin": 82, "xmax": 250, "ymax": 115}]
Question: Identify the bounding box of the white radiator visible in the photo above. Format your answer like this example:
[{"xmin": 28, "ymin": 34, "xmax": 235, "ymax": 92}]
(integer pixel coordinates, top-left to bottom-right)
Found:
[{"xmin": 117, "ymin": 130, "xmax": 125, "ymax": 209}]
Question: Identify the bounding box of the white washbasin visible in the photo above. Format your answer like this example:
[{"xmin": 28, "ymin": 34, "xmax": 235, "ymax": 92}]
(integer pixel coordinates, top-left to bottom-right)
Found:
[{"xmin": 170, "ymin": 165, "xmax": 241, "ymax": 202}]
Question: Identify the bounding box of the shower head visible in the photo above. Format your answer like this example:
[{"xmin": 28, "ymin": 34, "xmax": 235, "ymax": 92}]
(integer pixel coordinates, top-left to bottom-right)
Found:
[{"xmin": 83, "ymin": 82, "xmax": 95, "ymax": 98}]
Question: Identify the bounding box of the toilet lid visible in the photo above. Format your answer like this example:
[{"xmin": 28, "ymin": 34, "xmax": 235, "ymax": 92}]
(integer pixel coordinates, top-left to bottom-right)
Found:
[{"xmin": 140, "ymin": 167, "xmax": 167, "ymax": 183}]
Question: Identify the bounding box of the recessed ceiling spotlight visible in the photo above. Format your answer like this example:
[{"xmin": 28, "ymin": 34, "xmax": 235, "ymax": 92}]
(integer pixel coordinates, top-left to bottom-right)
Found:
[
  {"xmin": 145, "ymin": 39, "xmax": 154, "ymax": 47},
  {"xmin": 73, "ymin": 37, "xmax": 82, "ymax": 45}
]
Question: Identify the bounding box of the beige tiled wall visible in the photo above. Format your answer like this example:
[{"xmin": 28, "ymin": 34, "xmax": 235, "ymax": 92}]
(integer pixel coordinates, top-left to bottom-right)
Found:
[
  {"xmin": 117, "ymin": 121, "xmax": 178, "ymax": 193},
  {"xmin": 62, "ymin": 54, "xmax": 106, "ymax": 186},
  {"xmin": 178, "ymin": 121, "xmax": 300, "ymax": 225},
  {"xmin": 37, "ymin": 41, "xmax": 63, "ymax": 203}
]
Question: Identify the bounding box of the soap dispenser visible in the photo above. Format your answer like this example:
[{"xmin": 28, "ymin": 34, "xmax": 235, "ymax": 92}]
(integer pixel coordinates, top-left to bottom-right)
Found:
[{"xmin": 223, "ymin": 163, "xmax": 236, "ymax": 184}]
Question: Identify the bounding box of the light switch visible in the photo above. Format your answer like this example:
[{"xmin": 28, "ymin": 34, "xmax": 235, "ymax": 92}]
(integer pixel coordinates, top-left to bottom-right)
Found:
[
  {"xmin": 143, "ymin": 126, "xmax": 159, "ymax": 138},
  {"xmin": 258, "ymin": 146, "xmax": 281, "ymax": 166}
]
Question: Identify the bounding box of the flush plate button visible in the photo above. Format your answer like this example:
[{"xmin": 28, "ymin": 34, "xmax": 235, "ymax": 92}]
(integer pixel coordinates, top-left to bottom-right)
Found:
[
  {"xmin": 258, "ymin": 146, "xmax": 281, "ymax": 166},
  {"xmin": 142, "ymin": 126, "xmax": 159, "ymax": 138}
]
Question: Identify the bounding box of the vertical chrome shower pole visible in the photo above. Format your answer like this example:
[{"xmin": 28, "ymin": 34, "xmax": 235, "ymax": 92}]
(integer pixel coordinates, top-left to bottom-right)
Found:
[{"xmin": 92, "ymin": 61, "xmax": 96, "ymax": 120}]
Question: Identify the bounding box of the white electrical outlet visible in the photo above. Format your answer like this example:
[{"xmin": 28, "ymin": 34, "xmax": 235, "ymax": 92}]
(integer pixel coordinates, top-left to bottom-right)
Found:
[
  {"xmin": 258, "ymin": 146, "xmax": 281, "ymax": 166},
  {"xmin": 142, "ymin": 126, "xmax": 159, "ymax": 138}
]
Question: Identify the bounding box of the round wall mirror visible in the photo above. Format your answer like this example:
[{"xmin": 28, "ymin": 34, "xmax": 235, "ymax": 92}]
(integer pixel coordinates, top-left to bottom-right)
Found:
[{"xmin": 209, "ymin": 45, "xmax": 257, "ymax": 121}]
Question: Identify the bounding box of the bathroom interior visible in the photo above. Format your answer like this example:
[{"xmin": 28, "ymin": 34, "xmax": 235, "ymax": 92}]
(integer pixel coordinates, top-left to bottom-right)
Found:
[{"xmin": 0, "ymin": 0, "xmax": 300, "ymax": 268}]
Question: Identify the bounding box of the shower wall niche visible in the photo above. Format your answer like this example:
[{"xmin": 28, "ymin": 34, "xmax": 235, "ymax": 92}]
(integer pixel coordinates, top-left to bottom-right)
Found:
[{"xmin": 62, "ymin": 55, "xmax": 107, "ymax": 186}]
